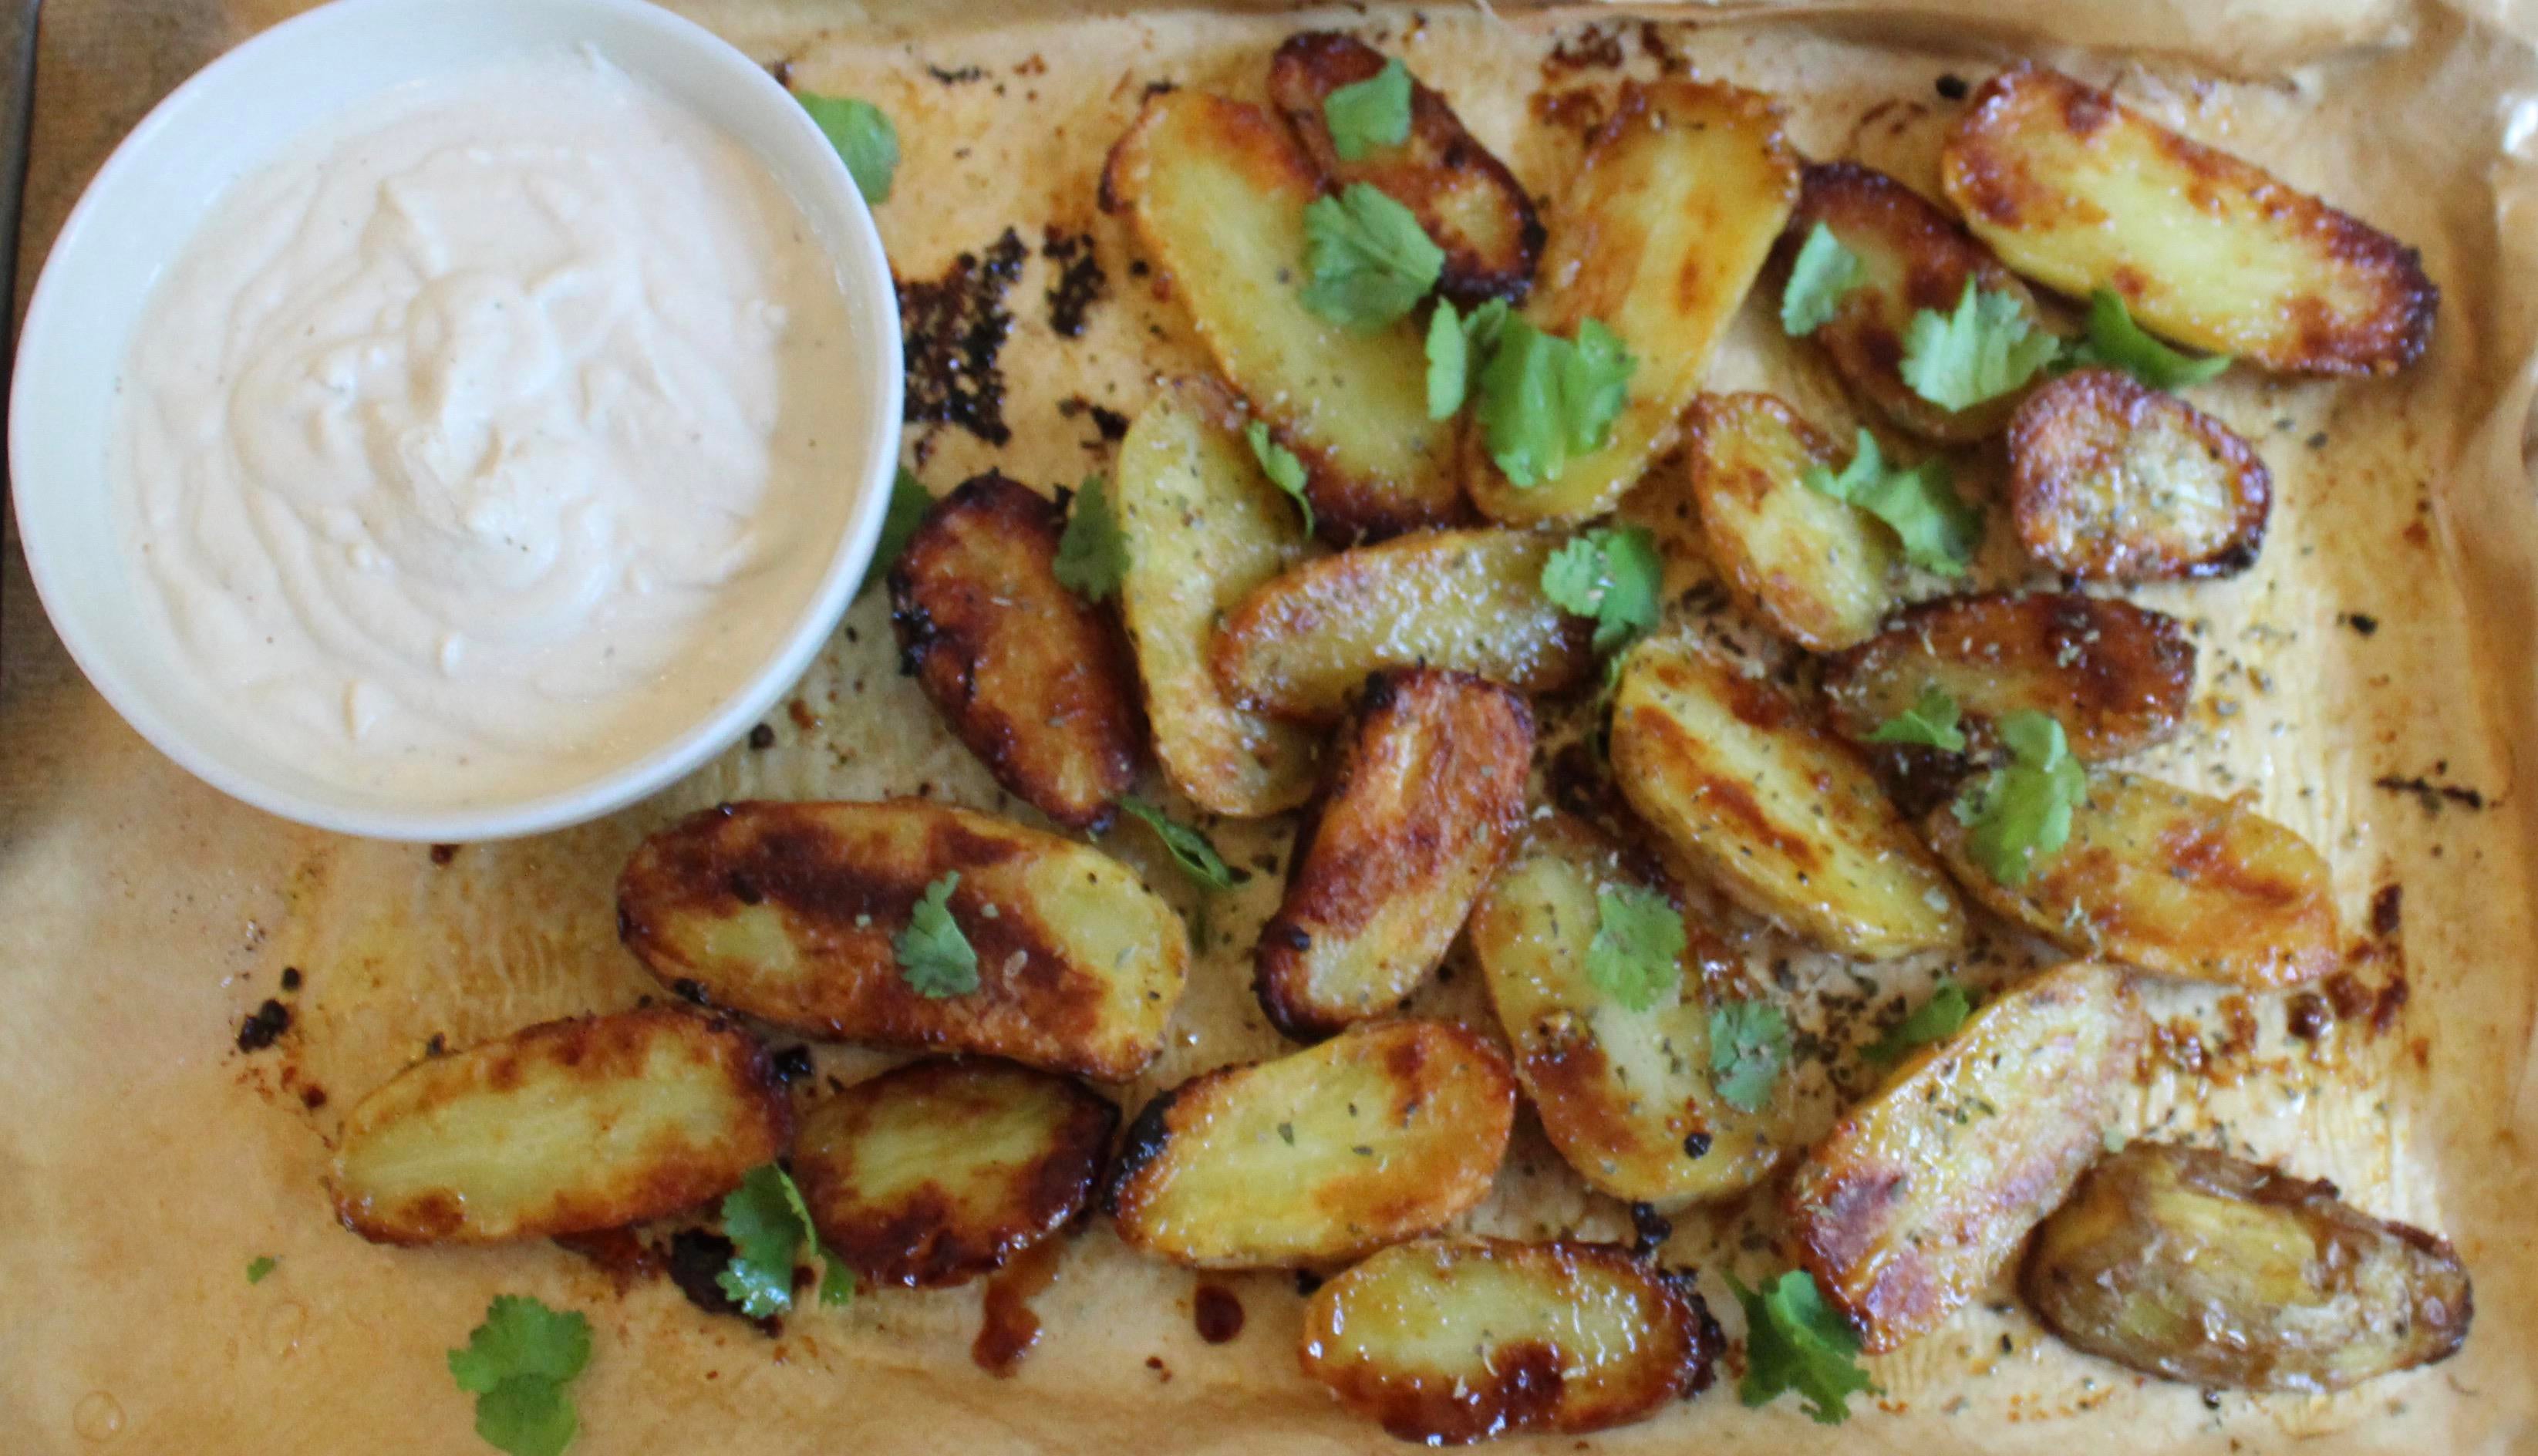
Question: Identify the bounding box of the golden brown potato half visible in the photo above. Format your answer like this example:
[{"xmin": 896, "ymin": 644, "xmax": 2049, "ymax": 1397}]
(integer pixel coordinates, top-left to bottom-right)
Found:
[
  {"xmin": 1784, "ymin": 161, "xmax": 2048, "ymax": 441},
  {"xmin": 2006, "ymin": 368, "xmax": 2271, "ymax": 581},
  {"xmin": 1926, "ymin": 770, "xmax": 2339, "ymax": 989},
  {"xmin": 1302, "ymin": 1239, "xmax": 1721, "ymax": 1444},
  {"xmin": 1669, "ymin": 393, "xmax": 1898, "ymax": 651},
  {"xmin": 1468, "ymin": 80, "xmax": 1800, "ymax": 526},
  {"xmin": 1102, "ymin": 89, "xmax": 1459, "ymax": 541},
  {"xmin": 1787, "ymin": 961, "xmax": 2145, "ymax": 1353},
  {"xmin": 1268, "ymin": 32, "xmax": 1542, "ymax": 306},
  {"xmin": 890, "ymin": 474, "xmax": 1144, "ymax": 828},
  {"xmin": 792, "ymin": 1057, "xmax": 1117, "ymax": 1289},
  {"xmin": 1473, "ymin": 816, "xmax": 1803, "ymax": 1205},
  {"xmin": 1107, "ymin": 1020, "xmax": 1517, "ymax": 1268},
  {"xmin": 331, "ymin": 1008, "xmax": 788, "ymax": 1246},
  {"xmin": 1114, "ymin": 391, "xmax": 1323, "ymax": 816},
  {"xmin": 2022, "ymin": 1141, "xmax": 2472, "ymax": 1392},
  {"xmin": 1257, "ymin": 669, "xmax": 1532, "ymax": 1040},
  {"xmin": 1609, "ymin": 631, "xmax": 1963, "ymax": 958},
  {"xmin": 617, "ymin": 800, "xmax": 1188, "ymax": 1081},
  {"xmin": 1212, "ymin": 528, "xmax": 1593, "ymax": 723},
  {"xmin": 1941, "ymin": 65, "xmax": 2435, "ymax": 376}
]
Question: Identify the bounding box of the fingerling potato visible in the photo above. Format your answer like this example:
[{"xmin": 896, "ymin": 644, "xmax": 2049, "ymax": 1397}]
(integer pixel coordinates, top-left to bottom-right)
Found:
[{"xmin": 2007, "ymin": 368, "xmax": 2271, "ymax": 581}]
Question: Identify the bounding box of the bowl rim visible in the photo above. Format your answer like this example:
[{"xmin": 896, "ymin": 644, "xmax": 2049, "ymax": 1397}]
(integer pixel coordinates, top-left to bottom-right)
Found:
[{"xmin": 7, "ymin": 0, "xmax": 905, "ymax": 843}]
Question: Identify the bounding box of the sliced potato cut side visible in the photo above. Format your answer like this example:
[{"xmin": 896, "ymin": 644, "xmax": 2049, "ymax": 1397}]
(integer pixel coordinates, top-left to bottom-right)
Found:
[
  {"xmin": 331, "ymin": 1008, "xmax": 789, "ymax": 1245},
  {"xmin": 1672, "ymin": 392, "xmax": 1896, "ymax": 651},
  {"xmin": 2006, "ymin": 367, "xmax": 2271, "ymax": 581}
]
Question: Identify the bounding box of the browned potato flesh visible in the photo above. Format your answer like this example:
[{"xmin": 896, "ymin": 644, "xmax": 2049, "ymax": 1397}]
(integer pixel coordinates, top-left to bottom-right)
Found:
[
  {"xmin": 1609, "ymin": 631, "xmax": 1963, "ymax": 958},
  {"xmin": 331, "ymin": 1008, "xmax": 789, "ymax": 1245},
  {"xmin": 1269, "ymin": 32, "xmax": 1541, "ymax": 305},
  {"xmin": 618, "ymin": 800, "xmax": 1188, "ymax": 1081},
  {"xmin": 1473, "ymin": 817, "xmax": 1802, "ymax": 1205},
  {"xmin": 1926, "ymin": 771, "xmax": 2339, "ymax": 989},
  {"xmin": 1257, "ymin": 669, "xmax": 1532, "ymax": 1040},
  {"xmin": 1941, "ymin": 66, "xmax": 2435, "ymax": 375},
  {"xmin": 793, "ymin": 1057, "xmax": 1117, "ymax": 1289},
  {"xmin": 1302, "ymin": 1239, "xmax": 1720, "ymax": 1444},
  {"xmin": 1670, "ymin": 393, "xmax": 1897, "ymax": 650},
  {"xmin": 2007, "ymin": 368, "xmax": 2271, "ymax": 581},
  {"xmin": 1212, "ymin": 528, "xmax": 1592, "ymax": 723},
  {"xmin": 1103, "ymin": 90, "xmax": 1459, "ymax": 539},
  {"xmin": 1785, "ymin": 161, "xmax": 2048, "ymax": 440},
  {"xmin": 890, "ymin": 474, "xmax": 1143, "ymax": 827},
  {"xmin": 1787, "ymin": 961, "xmax": 2145, "ymax": 1353},
  {"xmin": 1468, "ymin": 81, "xmax": 1800, "ymax": 525},
  {"xmin": 1107, "ymin": 1020, "xmax": 1516, "ymax": 1267},
  {"xmin": 2022, "ymin": 1142, "xmax": 2472, "ymax": 1392}
]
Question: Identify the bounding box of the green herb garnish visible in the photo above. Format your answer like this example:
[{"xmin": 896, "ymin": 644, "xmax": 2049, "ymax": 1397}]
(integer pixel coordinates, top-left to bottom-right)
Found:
[
  {"xmin": 1860, "ymin": 979, "xmax": 1974, "ymax": 1065},
  {"xmin": 895, "ymin": 873, "xmax": 979, "ymax": 998},
  {"xmin": 447, "ymin": 1296, "xmax": 594, "ymax": 1456},
  {"xmin": 1899, "ymin": 279, "xmax": 2059, "ymax": 411},
  {"xmin": 1953, "ymin": 710, "xmax": 2087, "ymax": 886},
  {"xmin": 1117, "ymin": 797, "xmax": 1244, "ymax": 891},
  {"xmin": 1780, "ymin": 223, "xmax": 1863, "ymax": 337},
  {"xmin": 1732, "ymin": 1270, "xmax": 1878, "ymax": 1424},
  {"xmin": 717, "ymin": 1164, "xmax": 854, "ymax": 1319},
  {"xmin": 1710, "ymin": 999, "xmax": 1790, "ymax": 1114},
  {"xmin": 1053, "ymin": 474, "xmax": 1129, "ymax": 602},
  {"xmin": 1323, "ymin": 59, "xmax": 1413, "ymax": 160},
  {"xmin": 1243, "ymin": 421, "xmax": 1315, "ymax": 536},
  {"xmin": 797, "ymin": 94, "xmax": 898, "ymax": 204},
  {"xmin": 1542, "ymin": 526, "xmax": 1662, "ymax": 654},
  {"xmin": 2067, "ymin": 288, "xmax": 2231, "ymax": 389},
  {"xmin": 1803, "ymin": 430, "xmax": 1980, "ymax": 577},
  {"xmin": 1300, "ymin": 182, "xmax": 1443, "ymax": 330},
  {"xmin": 1475, "ymin": 316, "xmax": 1634, "ymax": 488},
  {"xmin": 1584, "ymin": 884, "xmax": 1685, "ymax": 1013},
  {"xmin": 1865, "ymin": 685, "xmax": 1967, "ymax": 753}
]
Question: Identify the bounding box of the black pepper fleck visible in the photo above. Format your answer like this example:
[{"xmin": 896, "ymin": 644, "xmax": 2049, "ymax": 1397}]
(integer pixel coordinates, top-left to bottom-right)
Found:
[{"xmin": 235, "ymin": 999, "xmax": 291, "ymax": 1053}]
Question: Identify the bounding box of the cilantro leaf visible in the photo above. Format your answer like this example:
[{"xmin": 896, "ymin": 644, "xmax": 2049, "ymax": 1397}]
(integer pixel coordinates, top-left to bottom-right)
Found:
[
  {"xmin": 1803, "ymin": 430, "xmax": 1980, "ymax": 577},
  {"xmin": 1542, "ymin": 527, "xmax": 1662, "ymax": 653},
  {"xmin": 1476, "ymin": 316, "xmax": 1635, "ymax": 487},
  {"xmin": 797, "ymin": 93, "xmax": 898, "ymax": 204},
  {"xmin": 1732, "ymin": 1270, "xmax": 1878, "ymax": 1424},
  {"xmin": 2068, "ymin": 288, "xmax": 2231, "ymax": 389},
  {"xmin": 1899, "ymin": 280, "xmax": 2059, "ymax": 412},
  {"xmin": 1053, "ymin": 474, "xmax": 1129, "ymax": 602},
  {"xmin": 1424, "ymin": 297, "xmax": 1508, "ymax": 420},
  {"xmin": 895, "ymin": 873, "xmax": 979, "ymax": 998},
  {"xmin": 472, "ymin": 1377, "xmax": 578, "ymax": 1456},
  {"xmin": 1861, "ymin": 979, "xmax": 1974, "ymax": 1065},
  {"xmin": 1243, "ymin": 421, "xmax": 1315, "ymax": 536},
  {"xmin": 861, "ymin": 467, "xmax": 931, "ymax": 598},
  {"xmin": 245, "ymin": 1255, "xmax": 277, "ymax": 1284},
  {"xmin": 1584, "ymin": 884, "xmax": 1685, "ymax": 1012},
  {"xmin": 1710, "ymin": 999, "xmax": 1790, "ymax": 1114},
  {"xmin": 1865, "ymin": 684, "xmax": 1967, "ymax": 753},
  {"xmin": 1323, "ymin": 58, "xmax": 1412, "ymax": 160},
  {"xmin": 1118, "ymin": 796, "xmax": 1244, "ymax": 891},
  {"xmin": 716, "ymin": 1164, "xmax": 856, "ymax": 1320},
  {"xmin": 1300, "ymin": 183, "xmax": 1444, "ymax": 330},
  {"xmin": 448, "ymin": 1296, "xmax": 593, "ymax": 1456},
  {"xmin": 1781, "ymin": 223, "xmax": 1863, "ymax": 337},
  {"xmin": 1953, "ymin": 710, "xmax": 2087, "ymax": 886}
]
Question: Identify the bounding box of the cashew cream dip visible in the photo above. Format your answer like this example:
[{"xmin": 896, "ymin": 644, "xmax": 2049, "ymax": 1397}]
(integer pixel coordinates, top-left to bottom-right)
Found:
[{"xmin": 111, "ymin": 47, "xmax": 858, "ymax": 809}]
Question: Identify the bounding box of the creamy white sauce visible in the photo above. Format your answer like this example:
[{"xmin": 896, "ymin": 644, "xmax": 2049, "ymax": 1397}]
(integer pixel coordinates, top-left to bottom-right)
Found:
[{"xmin": 113, "ymin": 49, "xmax": 858, "ymax": 809}]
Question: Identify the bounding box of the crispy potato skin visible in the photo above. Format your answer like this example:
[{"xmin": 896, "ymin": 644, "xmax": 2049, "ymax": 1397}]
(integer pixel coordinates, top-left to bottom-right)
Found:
[
  {"xmin": 2022, "ymin": 1142, "xmax": 2472, "ymax": 1392},
  {"xmin": 1468, "ymin": 81, "xmax": 1800, "ymax": 525},
  {"xmin": 1211, "ymin": 528, "xmax": 1593, "ymax": 723},
  {"xmin": 617, "ymin": 800, "xmax": 1188, "ymax": 1080},
  {"xmin": 1670, "ymin": 393, "xmax": 1897, "ymax": 650},
  {"xmin": 890, "ymin": 474, "xmax": 1144, "ymax": 828},
  {"xmin": 1115, "ymin": 390, "xmax": 1323, "ymax": 817},
  {"xmin": 1926, "ymin": 771, "xmax": 2339, "ymax": 989},
  {"xmin": 793, "ymin": 1057, "xmax": 1117, "ymax": 1289},
  {"xmin": 1102, "ymin": 90, "xmax": 1461, "ymax": 541},
  {"xmin": 1258, "ymin": 670, "xmax": 1533, "ymax": 1040},
  {"xmin": 1941, "ymin": 66, "xmax": 2435, "ymax": 376},
  {"xmin": 1788, "ymin": 962, "xmax": 2145, "ymax": 1353},
  {"xmin": 1784, "ymin": 162, "xmax": 2047, "ymax": 440},
  {"xmin": 1301, "ymin": 1239, "xmax": 1721, "ymax": 1444},
  {"xmin": 2007, "ymin": 369, "xmax": 2271, "ymax": 581},
  {"xmin": 1106, "ymin": 1020, "xmax": 1517, "ymax": 1268},
  {"xmin": 1473, "ymin": 817, "xmax": 1801, "ymax": 1205},
  {"xmin": 331, "ymin": 1008, "xmax": 789, "ymax": 1246},
  {"xmin": 1610, "ymin": 631, "xmax": 1963, "ymax": 958},
  {"xmin": 1269, "ymin": 32, "xmax": 1542, "ymax": 306}
]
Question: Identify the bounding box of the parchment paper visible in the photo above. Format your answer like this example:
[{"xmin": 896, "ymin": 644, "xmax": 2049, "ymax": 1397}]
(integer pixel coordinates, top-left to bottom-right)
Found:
[{"xmin": 5, "ymin": 2, "xmax": 2537, "ymax": 1452}]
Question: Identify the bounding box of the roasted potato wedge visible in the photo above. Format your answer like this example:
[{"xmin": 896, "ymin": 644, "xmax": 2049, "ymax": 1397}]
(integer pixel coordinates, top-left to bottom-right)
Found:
[
  {"xmin": 1941, "ymin": 65, "xmax": 2435, "ymax": 376},
  {"xmin": 1258, "ymin": 669, "xmax": 1532, "ymax": 1040},
  {"xmin": 331, "ymin": 1008, "xmax": 788, "ymax": 1246},
  {"xmin": 1474, "ymin": 816, "xmax": 1802, "ymax": 1205},
  {"xmin": 1609, "ymin": 631, "xmax": 1963, "ymax": 958},
  {"xmin": 1926, "ymin": 770, "xmax": 2339, "ymax": 989},
  {"xmin": 618, "ymin": 800, "xmax": 1188, "ymax": 1081},
  {"xmin": 1468, "ymin": 81, "xmax": 1800, "ymax": 526},
  {"xmin": 1212, "ymin": 528, "xmax": 1592, "ymax": 723},
  {"xmin": 1784, "ymin": 161, "xmax": 2048, "ymax": 441},
  {"xmin": 1787, "ymin": 961, "xmax": 2145, "ymax": 1353},
  {"xmin": 2022, "ymin": 1141, "xmax": 2472, "ymax": 1392},
  {"xmin": 1107, "ymin": 1020, "xmax": 1516, "ymax": 1267},
  {"xmin": 793, "ymin": 1057, "xmax": 1117, "ymax": 1289},
  {"xmin": 1103, "ymin": 90, "xmax": 1459, "ymax": 540},
  {"xmin": 890, "ymin": 473, "xmax": 1144, "ymax": 828},
  {"xmin": 2006, "ymin": 368, "xmax": 2271, "ymax": 581},
  {"xmin": 1302, "ymin": 1239, "xmax": 1721, "ymax": 1444},
  {"xmin": 1269, "ymin": 32, "xmax": 1541, "ymax": 305},
  {"xmin": 1114, "ymin": 391, "xmax": 1323, "ymax": 816},
  {"xmin": 1669, "ymin": 393, "xmax": 1898, "ymax": 651}
]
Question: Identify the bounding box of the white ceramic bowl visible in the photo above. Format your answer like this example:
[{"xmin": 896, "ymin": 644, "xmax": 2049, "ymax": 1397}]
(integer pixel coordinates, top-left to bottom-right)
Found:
[{"xmin": 8, "ymin": 0, "xmax": 903, "ymax": 842}]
